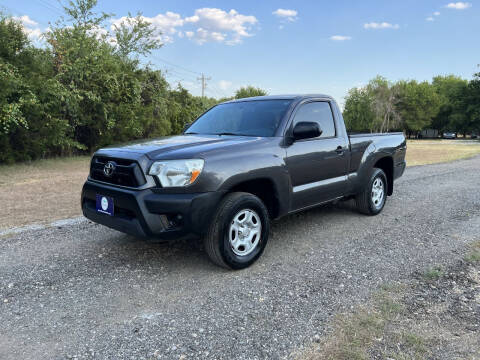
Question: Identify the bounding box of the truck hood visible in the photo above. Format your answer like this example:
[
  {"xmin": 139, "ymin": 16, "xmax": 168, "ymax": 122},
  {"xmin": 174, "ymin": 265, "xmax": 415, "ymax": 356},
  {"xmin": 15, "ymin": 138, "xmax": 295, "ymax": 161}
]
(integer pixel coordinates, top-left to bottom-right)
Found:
[{"xmin": 98, "ymin": 134, "xmax": 264, "ymax": 160}]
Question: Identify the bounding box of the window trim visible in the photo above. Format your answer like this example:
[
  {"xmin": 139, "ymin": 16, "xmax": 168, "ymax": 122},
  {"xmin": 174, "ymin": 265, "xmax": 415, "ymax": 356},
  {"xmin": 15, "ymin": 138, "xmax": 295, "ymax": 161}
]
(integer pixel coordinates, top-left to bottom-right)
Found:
[{"xmin": 284, "ymin": 99, "xmax": 338, "ymax": 142}]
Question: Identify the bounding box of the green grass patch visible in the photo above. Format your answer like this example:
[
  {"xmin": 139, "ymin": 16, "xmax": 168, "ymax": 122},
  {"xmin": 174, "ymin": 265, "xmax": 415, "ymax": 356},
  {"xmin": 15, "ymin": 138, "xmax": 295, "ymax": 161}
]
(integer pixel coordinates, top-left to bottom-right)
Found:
[
  {"xmin": 422, "ymin": 266, "xmax": 444, "ymax": 282},
  {"xmin": 464, "ymin": 241, "xmax": 480, "ymax": 264}
]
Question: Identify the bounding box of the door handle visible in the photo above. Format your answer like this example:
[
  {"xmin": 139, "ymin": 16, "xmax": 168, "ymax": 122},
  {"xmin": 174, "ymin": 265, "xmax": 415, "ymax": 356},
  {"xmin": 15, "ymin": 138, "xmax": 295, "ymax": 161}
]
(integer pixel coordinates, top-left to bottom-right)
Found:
[{"xmin": 335, "ymin": 146, "xmax": 344, "ymax": 155}]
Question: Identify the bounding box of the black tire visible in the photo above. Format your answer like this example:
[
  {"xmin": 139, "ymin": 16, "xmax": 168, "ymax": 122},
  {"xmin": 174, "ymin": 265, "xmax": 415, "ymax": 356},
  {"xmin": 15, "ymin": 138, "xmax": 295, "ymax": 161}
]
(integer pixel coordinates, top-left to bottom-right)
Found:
[
  {"xmin": 355, "ymin": 168, "xmax": 388, "ymax": 215},
  {"xmin": 204, "ymin": 192, "xmax": 270, "ymax": 270}
]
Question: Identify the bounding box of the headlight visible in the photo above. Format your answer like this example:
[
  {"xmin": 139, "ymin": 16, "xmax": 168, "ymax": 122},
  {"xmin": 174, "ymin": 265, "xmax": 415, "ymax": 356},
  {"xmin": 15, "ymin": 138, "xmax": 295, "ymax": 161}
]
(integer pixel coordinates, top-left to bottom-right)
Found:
[{"xmin": 148, "ymin": 159, "xmax": 204, "ymax": 187}]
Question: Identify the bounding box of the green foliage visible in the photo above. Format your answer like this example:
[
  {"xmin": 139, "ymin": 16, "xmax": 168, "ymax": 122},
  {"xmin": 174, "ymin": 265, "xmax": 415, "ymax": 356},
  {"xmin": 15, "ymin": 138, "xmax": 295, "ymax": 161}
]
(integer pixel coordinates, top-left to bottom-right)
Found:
[
  {"xmin": 465, "ymin": 70, "xmax": 480, "ymax": 133},
  {"xmin": 343, "ymin": 73, "xmax": 477, "ymax": 136},
  {"xmin": 62, "ymin": 0, "xmax": 111, "ymax": 28},
  {"xmin": 343, "ymin": 87, "xmax": 375, "ymax": 132},
  {"xmin": 344, "ymin": 76, "xmax": 401, "ymax": 132},
  {"xmin": 395, "ymin": 80, "xmax": 441, "ymax": 132},
  {"xmin": 113, "ymin": 12, "xmax": 163, "ymax": 57},
  {"xmin": 0, "ymin": 15, "xmax": 29, "ymax": 61},
  {"xmin": 367, "ymin": 76, "xmax": 401, "ymax": 132},
  {"xmin": 431, "ymin": 75, "xmax": 469, "ymax": 134},
  {"xmin": 0, "ymin": 2, "xmax": 223, "ymax": 164},
  {"xmin": 235, "ymin": 86, "xmax": 267, "ymax": 99}
]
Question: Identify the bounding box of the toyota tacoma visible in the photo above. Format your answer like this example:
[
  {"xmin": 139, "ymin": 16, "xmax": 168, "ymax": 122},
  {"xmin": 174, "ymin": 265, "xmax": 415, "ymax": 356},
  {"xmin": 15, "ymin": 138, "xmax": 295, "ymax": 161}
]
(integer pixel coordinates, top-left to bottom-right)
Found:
[{"xmin": 81, "ymin": 95, "xmax": 406, "ymax": 269}]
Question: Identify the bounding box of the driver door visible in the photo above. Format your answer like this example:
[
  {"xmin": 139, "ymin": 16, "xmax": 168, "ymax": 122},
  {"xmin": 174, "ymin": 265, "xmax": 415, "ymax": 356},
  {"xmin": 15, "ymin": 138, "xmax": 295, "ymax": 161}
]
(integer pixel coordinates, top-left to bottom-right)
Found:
[{"xmin": 286, "ymin": 100, "xmax": 349, "ymax": 210}]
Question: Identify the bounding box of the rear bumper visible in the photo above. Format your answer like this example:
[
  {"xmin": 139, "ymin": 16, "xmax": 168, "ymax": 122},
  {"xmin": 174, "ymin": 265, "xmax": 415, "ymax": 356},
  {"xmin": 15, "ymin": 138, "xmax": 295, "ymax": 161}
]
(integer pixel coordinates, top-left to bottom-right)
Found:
[{"xmin": 81, "ymin": 180, "xmax": 223, "ymax": 240}]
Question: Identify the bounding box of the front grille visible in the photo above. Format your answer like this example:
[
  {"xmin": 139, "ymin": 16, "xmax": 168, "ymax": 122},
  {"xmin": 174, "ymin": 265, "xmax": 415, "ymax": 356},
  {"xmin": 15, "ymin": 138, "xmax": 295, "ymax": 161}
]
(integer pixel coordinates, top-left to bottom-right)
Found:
[{"xmin": 90, "ymin": 156, "xmax": 146, "ymax": 187}]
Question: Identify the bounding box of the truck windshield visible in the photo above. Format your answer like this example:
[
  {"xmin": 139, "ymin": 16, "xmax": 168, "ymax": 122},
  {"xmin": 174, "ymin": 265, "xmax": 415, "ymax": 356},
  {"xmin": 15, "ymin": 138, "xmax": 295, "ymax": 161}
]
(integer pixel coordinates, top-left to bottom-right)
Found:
[{"xmin": 185, "ymin": 100, "xmax": 293, "ymax": 137}]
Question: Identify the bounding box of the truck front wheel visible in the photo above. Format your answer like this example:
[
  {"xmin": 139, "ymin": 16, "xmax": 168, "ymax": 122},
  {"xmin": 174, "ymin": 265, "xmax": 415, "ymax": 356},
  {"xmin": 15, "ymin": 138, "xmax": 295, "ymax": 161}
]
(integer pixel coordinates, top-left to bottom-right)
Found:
[
  {"xmin": 204, "ymin": 192, "xmax": 270, "ymax": 269},
  {"xmin": 355, "ymin": 168, "xmax": 387, "ymax": 215}
]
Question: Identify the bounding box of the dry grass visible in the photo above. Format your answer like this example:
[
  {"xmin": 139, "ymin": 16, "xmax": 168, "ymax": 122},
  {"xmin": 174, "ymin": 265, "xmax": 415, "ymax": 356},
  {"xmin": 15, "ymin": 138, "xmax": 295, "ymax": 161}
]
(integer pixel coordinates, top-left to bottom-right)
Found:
[
  {"xmin": 406, "ymin": 140, "xmax": 480, "ymax": 166},
  {"xmin": 1, "ymin": 140, "xmax": 480, "ymax": 230},
  {"xmin": 0, "ymin": 157, "xmax": 90, "ymax": 230},
  {"xmin": 297, "ymin": 286, "xmax": 410, "ymax": 360}
]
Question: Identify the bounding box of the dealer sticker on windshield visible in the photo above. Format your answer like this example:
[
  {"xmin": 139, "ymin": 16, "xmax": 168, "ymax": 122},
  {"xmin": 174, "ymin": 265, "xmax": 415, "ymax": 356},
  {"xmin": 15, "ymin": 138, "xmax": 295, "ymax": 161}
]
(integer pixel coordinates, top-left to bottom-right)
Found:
[{"xmin": 96, "ymin": 194, "xmax": 114, "ymax": 216}]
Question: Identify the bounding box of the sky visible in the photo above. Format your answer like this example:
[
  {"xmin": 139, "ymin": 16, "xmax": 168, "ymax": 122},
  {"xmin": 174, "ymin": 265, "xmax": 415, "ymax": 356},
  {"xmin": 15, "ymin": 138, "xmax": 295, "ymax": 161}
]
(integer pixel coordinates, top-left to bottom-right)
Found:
[{"xmin": 1, "ymin": 0, "xmax": 479, "ymax": 105}]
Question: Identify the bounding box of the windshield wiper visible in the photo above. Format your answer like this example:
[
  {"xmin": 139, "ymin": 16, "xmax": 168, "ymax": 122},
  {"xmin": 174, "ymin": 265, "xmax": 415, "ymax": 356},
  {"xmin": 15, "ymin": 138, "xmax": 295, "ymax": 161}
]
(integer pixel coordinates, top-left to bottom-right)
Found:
[{"xmin": 216, "ymin": 132, "xmax": 252, "ymax": 136}]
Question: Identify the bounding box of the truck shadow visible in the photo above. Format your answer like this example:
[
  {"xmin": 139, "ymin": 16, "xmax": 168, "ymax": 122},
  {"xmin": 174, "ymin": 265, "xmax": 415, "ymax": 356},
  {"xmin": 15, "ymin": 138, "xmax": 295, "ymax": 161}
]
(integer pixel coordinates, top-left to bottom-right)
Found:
[{"xmin": 101, "ymin": 199, "xmax": 361, "ymax": 273}]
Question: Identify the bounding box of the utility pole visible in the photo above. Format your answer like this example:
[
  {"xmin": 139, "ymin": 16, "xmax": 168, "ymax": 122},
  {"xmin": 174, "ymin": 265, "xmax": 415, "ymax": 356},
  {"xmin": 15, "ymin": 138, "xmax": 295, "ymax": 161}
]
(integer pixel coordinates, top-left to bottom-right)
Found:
[{"xmin": 197, "ymin": 73, "xmax": 211, "ymax": 98}]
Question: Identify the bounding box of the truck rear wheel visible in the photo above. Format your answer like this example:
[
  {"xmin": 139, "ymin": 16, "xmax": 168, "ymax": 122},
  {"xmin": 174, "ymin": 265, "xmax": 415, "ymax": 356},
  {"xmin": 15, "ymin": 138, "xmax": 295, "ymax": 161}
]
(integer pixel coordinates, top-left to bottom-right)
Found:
[
  {"xmin": 355, "ymin": 168, "xmax": 387, "ymax": 215},
  {"xmin": 204, "ymin": 192, "xmax": 270, "ymax": 269}
]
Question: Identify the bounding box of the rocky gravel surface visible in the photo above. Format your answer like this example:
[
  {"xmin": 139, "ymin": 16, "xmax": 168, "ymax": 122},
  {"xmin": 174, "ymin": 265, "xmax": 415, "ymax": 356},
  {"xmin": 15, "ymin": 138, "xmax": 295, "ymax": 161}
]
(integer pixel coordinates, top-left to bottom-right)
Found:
[{"xmin": 1, "ymin": 156, "xmax": 480, "ymax": 359}]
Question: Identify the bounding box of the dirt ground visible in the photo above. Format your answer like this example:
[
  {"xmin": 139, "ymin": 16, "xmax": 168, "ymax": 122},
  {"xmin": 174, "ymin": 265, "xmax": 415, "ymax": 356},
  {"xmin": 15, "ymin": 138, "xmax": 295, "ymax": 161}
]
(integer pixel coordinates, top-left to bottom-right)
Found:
[
  {"xmin": 1, "ymin": 152, "xmax": 480, "ymax": 359},
  {"xmin": 0, "ymin": 157, "xmax": 90, "ymax": 230},
  {"xmin": 298, "ymin": 241, "xmax": 480, "ymax": 360},
  {"xmin": 1, "ymin": 140, "xmax": 480, "ymax": 230}
]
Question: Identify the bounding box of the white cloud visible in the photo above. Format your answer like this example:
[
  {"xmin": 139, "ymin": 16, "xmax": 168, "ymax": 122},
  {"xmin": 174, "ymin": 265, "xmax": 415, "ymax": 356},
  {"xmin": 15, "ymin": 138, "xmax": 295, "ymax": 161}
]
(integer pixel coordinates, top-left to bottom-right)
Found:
[
  {"xmin": 110, "ymin": 8, "xmax": 257, "ymax": 46},
  {"xmin": 426, "ymin": 11, "xmax": 441, "ymax": 21},
  {"xmin": 445, "ymin": 2, "xmax": 472, "ymax": 9},
  {"xmin": 12, "ymin": 15, "xmax": 43, "ymax": 40},
  {"xmin": 184, "ymin": 8, "xmax": 257, "ymax": 45},
  {"xmin": 330, "ymin": 35, "xmax": 352, "ymax": 41},
  {"xmin": 13, "ymin": 15, "xmax": 38, "ymax": 27},
  {"xmin": 272, "ymin": 9, "xmax": 298, "ymax": 22},
  {"xmin": 364, "ymin": 22, "xmax": 400, "ymax": 30},
  {"xmin": 111, "ymin": 12, "xmax": 184, "ymax": 43},
  {"xmin": 189, "ymin": 28, "xmax": 226, "ymax": 45},
  {"xmin": 218, "ymin": 80, "xmax": 232, "ymax": 90}
]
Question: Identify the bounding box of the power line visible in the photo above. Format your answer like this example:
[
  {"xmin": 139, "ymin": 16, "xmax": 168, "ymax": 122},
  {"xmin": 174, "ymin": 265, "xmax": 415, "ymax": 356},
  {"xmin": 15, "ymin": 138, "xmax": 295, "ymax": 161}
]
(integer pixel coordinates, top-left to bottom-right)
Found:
[
  {"xmin": 150, "ymin": 55, "xmax": 202, "ymax": 76},
  {"xmin": 34, "ymin": 0, "xmax": 64, "ymax": 16},
  {"xmin": 163, "ymin": 68, "xmax": 199, "ymax": 82}
]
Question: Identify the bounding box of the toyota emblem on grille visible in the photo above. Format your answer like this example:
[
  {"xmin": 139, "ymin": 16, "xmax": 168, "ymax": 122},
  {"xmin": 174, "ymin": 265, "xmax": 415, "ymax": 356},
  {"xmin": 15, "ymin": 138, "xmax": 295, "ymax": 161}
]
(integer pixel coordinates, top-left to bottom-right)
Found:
[{"xmin": 103, "ymin": 161, "xmax": 116, "ymax": 177}]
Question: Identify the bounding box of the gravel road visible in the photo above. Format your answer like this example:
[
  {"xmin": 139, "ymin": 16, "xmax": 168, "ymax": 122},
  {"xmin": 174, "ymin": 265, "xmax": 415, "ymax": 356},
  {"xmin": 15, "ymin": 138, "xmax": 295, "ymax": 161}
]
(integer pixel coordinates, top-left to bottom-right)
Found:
[{"xmin": 1, "ymin": 156, "xmax": 480, "ymax": 360}]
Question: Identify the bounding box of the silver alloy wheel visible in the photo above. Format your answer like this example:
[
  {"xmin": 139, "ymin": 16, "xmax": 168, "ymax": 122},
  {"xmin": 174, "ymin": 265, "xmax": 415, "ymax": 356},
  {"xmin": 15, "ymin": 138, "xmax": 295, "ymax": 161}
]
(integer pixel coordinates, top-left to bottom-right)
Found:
[
  {"xmin": 229, "ymin": 209, "xmax": 262, "ymax": 256},
  {"xmin": 371, "ymin": 177, "xmax": 385, "ymax": 209}
]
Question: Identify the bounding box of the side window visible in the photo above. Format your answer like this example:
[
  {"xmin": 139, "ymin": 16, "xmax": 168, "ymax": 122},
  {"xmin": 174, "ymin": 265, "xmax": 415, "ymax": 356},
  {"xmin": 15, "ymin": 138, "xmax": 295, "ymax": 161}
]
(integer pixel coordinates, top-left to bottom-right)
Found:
[{"xmin": 293, "ymin": 102, "xmax": 336, "ymax": 138}]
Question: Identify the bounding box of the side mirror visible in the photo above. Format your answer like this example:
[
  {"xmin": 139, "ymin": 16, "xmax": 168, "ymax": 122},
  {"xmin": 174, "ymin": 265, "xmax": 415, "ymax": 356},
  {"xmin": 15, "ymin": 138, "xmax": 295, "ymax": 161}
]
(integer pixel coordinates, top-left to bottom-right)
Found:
[
  {"xmin": 183, "ymin": 122, "xmax": 192, "ymax": 133},
  {"xmin": 292, "ymin": 121, "xmax": 322, "ymax": 141}
]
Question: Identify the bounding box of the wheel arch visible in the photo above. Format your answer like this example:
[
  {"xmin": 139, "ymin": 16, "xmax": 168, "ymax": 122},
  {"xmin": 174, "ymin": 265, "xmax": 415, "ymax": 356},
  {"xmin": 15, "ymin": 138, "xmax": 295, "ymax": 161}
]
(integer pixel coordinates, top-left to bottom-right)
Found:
[
  {"xmin": 373, "ymin": 156, "xmax": 394, "ymax": 195},
  {"xmin": 223, "ymin": 177, "xmax": 285, "ymax": 219}
]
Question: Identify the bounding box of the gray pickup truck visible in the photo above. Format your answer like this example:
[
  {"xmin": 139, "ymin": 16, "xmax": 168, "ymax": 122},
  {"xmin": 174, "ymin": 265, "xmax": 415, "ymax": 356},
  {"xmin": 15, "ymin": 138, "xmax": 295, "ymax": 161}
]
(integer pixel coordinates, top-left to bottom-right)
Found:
[{"xmin": 82, "ymin": 95, "xmax": 406, "ymax": 269}]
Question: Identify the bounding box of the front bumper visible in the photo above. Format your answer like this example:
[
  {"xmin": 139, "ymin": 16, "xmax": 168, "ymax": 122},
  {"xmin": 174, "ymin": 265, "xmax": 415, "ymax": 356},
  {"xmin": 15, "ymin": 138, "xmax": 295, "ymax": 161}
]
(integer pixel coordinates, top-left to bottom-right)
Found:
[{"xmin": 81, "ymin": 180, "xmax": 224, "ymax": 240}]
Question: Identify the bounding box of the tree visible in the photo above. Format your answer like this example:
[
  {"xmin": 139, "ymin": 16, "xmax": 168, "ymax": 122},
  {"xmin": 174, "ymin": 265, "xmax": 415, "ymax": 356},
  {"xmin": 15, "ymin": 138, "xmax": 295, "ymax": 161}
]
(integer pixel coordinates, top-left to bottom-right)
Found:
[
  {"xmin": 45, "ymin": 0, "xmax": 166, "ymax": 151},
  {"xmin": 0, "ymin": 3, "xmax": 265, "ymax": 164},
  {"xmin": 343, "ymin": 87, "xmax": 375, "ymax": 132},
  {"xmin": 235, "ymin": 86, "xmax": 267, "ymax": 99},
  {"xmin": 395, "ymin": 80, "xmax": 441, "ymax": 136},
  {"xmin": 367, "ymin": 76, "xmax": 401, "ymax": 132},
  {"xmin": 432, "ymin": 75, "xmax": 469, "ymax": 134},
  {"xmin": 113, "ymin": 13, "xmax": 163, "ymax": 58},
  {"xmin": 465, "ymin": 69, "xmax": 480, "ymax": 134},
  {"xmin": 0, "ymin": 15, "xmax": 76, "ymax": 162},
  {"xmin": 62, "ymin": 0, "xmax": 111, "ymax": 28},
  {"xmin": 343, "ymin": 76, "xmax": 401, "ymax": 133}
]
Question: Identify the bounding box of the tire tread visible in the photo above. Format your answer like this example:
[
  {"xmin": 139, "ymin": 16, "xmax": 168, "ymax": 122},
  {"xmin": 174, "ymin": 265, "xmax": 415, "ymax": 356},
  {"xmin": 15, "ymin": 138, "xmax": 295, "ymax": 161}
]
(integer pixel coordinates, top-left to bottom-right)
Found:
[
  {"xmin": 204, "ymin": 192, "xmax": 251, "ymax": 269},
  {"xmin": 355, "ymin": 168, "xmax": 387, "ymax": 216}
]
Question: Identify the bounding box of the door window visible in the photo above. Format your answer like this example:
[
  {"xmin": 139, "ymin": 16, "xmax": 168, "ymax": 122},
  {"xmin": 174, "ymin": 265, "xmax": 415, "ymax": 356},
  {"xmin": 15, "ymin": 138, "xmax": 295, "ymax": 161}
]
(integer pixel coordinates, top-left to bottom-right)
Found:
[{"xmin": 293, "ymin": 102, "xmax": 336, "ymax": 138}]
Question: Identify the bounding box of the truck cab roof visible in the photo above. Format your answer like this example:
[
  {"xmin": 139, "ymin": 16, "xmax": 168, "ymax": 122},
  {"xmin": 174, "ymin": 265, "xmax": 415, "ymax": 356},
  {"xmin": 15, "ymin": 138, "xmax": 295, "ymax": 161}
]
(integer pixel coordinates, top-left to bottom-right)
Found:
[{"xmin": 222, "ymin": 94, "xmax": 335, "ymax": 104}]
